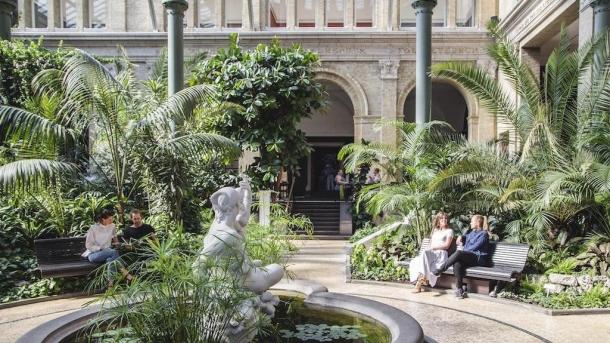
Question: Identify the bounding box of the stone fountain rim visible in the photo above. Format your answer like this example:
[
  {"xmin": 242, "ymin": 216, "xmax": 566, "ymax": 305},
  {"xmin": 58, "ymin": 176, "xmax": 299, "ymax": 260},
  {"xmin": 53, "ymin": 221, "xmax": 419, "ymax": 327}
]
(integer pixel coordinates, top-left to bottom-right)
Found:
[{"xmin": 16, "ymin": 279, "xmax": 424, "ymax": 343}]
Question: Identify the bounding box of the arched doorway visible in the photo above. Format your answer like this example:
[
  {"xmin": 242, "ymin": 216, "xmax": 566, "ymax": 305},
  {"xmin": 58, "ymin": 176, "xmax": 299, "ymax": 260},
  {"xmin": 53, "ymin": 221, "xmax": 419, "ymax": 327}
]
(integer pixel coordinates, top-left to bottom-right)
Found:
[
  {"xmin": 296, "ymin": 80, "xmax": 355, "ymax": 197},
  {"xmin": 403, "ymin": 82, "xmax": 469, "ymax": 136}
]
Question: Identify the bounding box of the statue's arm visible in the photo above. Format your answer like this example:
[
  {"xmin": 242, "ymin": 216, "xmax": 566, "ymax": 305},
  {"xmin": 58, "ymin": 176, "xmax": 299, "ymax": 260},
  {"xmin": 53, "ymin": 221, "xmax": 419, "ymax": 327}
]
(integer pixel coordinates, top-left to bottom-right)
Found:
[{"xmin": 236, "ymin": 181, "xmax": 252, "ymax": 229}]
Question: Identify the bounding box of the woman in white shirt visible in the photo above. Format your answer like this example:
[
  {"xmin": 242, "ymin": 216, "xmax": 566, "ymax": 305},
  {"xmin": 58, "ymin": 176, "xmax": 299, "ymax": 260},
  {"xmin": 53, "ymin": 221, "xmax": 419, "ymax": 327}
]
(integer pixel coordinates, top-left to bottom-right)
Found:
[
  {"xmin": 409, "ymin": 212, "xmax": 454, "ymax": 292},
  {"xmin": 82, "ymin": 209, "xmax": 130, "ymax": 286}
]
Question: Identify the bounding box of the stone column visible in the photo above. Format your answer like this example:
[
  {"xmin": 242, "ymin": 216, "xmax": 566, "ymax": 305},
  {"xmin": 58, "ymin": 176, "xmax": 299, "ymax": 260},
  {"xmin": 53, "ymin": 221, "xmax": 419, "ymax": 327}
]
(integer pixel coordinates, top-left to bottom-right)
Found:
[
  {"xmin": 242, "ymin": 0, "xmax": 252, "ymax": 30},
  {"xmin": 76, "ymin": 0, "xmax": 90, "ymax": 30},
  {"xmin": 389, "ymin": 0, "xmax": 400, "ymax": 30},
  {"xmin": 591, "ymin": 0, "xmax": 610, "ymax": 35},
  {"xmin": 411, "ymin": 0, "xmax": 436, "ymax": 125},
  {"xmin": 163, "ymin": 0, "xmax": 188, "ymax": 97},
  {"xmin": 48, "ymin": 0, "xmax": 61, "ymax": 30},
  {"xmin": 215, "ymin": 0, "xmax": 224, "ymax": 28},
  {"xmin": 446, "ymin": 0, "xmax": 455, "ymax": 28},
  {"xmin": 315, "ymin": 0, "xmax": 324, "ymax": 28},
  {"xmin": 379, "ymin": 59, "xmax": 400, "ymax": 146},
  {"xmin": 107, "ymin": 0, "xmax": 127, "ymax": 31},
  {"xmin": 0, "ymin": 0, "xmax": 17, "ymax": 40},
  {"xmin": 17, "ymin": 0, "xmax": 31, "ymax": 29},
  {"xmin": 345, "ymin": 0, "xmax": 354, "ymax": 28},
  {"xmin": 287, "ymin": 0, "xmax": 296, "ymax": 29},
  {"xmin": 186, "ymin": 0, "xmax": 198, "ymax": 29}
]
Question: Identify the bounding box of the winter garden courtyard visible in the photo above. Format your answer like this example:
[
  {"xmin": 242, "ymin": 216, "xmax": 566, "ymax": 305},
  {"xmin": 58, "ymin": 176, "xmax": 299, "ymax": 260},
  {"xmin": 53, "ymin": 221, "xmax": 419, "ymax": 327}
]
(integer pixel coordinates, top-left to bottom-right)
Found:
[{"xmin": 2, "ymin": 0, "xmax": 610, "ymax": 342}]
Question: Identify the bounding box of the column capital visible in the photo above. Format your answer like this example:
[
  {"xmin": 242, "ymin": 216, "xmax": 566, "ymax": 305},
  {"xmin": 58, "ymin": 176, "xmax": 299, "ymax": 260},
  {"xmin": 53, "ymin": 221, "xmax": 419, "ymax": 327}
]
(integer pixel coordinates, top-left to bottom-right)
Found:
[
  {"xmin": 379, "ymin": 60, "xmax": 399, "ymax": 80},
  {"xmin": 163, "ymin": 0, "xmax": 188, "ymax": 12},
  {"xmin": 590, "ymin": 0, "xmax": 610, "ymax": 7},
  {"xmin": 0, "ymin": 0, "xmax": 17, "ymax": 26},
  {"xmin": 411, "ymin": 0, "xmax": 437, "ymax": 12}
]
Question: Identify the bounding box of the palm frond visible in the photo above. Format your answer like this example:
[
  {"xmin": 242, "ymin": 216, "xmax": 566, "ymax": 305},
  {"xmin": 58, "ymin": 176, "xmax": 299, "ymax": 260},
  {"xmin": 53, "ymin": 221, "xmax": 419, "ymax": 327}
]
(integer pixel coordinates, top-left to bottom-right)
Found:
[{"xmin": 0, "ymin": 159, "xmax": 78, "ymax": 192}]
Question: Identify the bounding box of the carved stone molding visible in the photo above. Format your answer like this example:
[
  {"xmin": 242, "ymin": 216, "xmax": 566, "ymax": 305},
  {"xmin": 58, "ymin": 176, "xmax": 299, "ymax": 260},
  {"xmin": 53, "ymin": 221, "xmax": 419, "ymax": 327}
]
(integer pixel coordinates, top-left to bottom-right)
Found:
[{"xmin": 379, "ymin": 59, "xmax": 399, "ymax": 79}]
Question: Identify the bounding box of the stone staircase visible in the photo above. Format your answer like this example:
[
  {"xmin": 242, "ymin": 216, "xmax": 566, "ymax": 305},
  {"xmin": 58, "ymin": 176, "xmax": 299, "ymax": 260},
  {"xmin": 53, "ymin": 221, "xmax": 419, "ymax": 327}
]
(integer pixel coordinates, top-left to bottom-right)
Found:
[{"xmin": 290, "ymin": 200, "xmax": 349, "ymax": 239}]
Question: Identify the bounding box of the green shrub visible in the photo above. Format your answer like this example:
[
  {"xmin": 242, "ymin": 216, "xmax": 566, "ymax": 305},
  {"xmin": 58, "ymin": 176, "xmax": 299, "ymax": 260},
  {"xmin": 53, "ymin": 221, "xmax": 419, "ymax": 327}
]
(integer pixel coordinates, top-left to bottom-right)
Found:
[
  {"xmin": 0, "ymin": 39, "xmax": 69, "ymax": 107},
  {"xmin": 350, "ymin": 244, "xmax": 409, "ymax": 282}
]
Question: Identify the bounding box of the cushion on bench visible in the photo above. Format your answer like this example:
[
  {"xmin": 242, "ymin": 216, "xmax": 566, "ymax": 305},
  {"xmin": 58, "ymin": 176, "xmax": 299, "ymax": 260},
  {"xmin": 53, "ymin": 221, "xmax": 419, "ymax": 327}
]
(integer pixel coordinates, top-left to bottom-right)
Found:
[{"xmin": 34, "ymin": 237, "xmax": 100, "ymax": 278}]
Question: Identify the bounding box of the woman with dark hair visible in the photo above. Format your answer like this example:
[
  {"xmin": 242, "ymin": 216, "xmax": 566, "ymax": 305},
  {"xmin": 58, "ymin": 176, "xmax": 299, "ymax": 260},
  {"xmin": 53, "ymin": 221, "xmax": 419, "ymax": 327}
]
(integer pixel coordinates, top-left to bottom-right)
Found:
[
  {"xmin": 82, "ymin": 208, "xmax": 131, "ymax": 286},
  {"xmin": 409, "ymin": 212, "xmax": 454, "ymax": 293},
  {"xmin": 433, "ymin": 214, "xmax": 490, "ymax": 298}
]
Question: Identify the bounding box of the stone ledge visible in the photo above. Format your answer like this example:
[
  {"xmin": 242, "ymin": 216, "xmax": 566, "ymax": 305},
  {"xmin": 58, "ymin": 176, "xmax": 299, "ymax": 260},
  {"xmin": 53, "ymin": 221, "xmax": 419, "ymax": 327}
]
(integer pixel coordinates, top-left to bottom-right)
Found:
[{"xmin": 0, "ymin": 290, "xmax": 98, "ymax": 310}]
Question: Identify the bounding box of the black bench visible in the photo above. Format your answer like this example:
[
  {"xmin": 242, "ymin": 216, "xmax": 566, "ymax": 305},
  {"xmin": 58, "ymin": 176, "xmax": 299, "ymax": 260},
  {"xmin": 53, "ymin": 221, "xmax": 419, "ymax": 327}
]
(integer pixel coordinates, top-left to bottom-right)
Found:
[
  {"xmin": 34, "ymin": 237, "xmax": 100, "ymax": 278},
  {"xmin": 399, "ymin": 238, "xmax": 529, "ymax": 293}
]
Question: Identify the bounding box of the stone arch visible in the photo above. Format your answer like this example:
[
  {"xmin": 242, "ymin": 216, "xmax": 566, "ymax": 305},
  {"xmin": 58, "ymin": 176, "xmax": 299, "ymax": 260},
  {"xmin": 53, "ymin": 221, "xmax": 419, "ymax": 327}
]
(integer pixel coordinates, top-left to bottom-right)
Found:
[
  {"xmin": 314, "ymin": 67, "xmax": 369, "ymax": 118},
  {"xmin": 398, "ymin": 78, "xmax": 479, "ymax": 137}
]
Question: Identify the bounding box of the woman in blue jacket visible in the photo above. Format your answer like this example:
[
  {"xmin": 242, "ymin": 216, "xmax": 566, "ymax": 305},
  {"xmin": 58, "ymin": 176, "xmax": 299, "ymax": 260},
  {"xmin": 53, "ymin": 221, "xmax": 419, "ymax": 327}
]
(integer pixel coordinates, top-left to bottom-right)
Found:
[{"xmin": 433, "ymin": 214, "xmax": 489, "ymax": 298}]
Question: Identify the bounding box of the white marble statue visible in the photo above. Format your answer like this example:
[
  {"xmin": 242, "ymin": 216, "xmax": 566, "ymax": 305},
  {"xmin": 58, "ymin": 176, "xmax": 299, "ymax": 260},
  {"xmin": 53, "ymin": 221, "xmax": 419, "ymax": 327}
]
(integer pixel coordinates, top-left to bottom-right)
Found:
[{"xmin": 193, "ymin": 178, "xmax": 284, "ymax": 339}]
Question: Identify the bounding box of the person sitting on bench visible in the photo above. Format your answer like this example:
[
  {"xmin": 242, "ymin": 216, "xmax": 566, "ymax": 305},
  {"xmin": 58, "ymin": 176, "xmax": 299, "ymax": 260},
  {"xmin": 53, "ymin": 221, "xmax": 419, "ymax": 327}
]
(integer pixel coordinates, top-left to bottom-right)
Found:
[
  {"xmin": 433, "ymin": 214, "xmax": 489, "ymax": 298},
  {"xmin": 122, "ymin": 209, "xmax": 156, "ymax": 244},
  {"xmin": 82, "ymin": 208, "xmax": 132, "ymax": 287}
]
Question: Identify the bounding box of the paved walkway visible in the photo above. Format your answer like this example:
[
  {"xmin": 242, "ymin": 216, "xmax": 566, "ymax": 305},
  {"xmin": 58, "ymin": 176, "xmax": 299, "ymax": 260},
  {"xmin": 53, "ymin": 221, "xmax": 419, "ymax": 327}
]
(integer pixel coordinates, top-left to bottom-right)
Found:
[{"xmin": 1, "ymin": 240, "xmax": 609, "ymax": 342}]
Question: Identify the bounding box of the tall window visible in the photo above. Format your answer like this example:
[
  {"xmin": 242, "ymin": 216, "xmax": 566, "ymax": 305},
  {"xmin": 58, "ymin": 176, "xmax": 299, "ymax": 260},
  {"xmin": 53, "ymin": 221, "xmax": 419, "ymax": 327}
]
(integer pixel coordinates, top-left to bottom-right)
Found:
[
  {"xmin": 325, "ymin": 0, "xmax": 344, "ymax": 27},
  {"xmin": 62, "ymin": 0, "xmax": 77, "ymax": 28},
  {"xmin": 89, "ymin": 0, "xmax": 106, "ymax": 28},
  {"xmin": 355, "ymin": 0, "xmax": 375, "ymax": 27},
  {"xmin": 32, "ymin": 0, "xmax": 48, "ymax": 28},
  {"xmin": 456, "ymin": 0, "xmax": 475, "ymax": 27},
  {"xmin": 225, "ymin": 0, "xmax": 243, "ymax": 28},
  {"xmin": 296, "ymin": 0, "xmax": 315, "ymax": 27},
  {"xmin": 269, "ymin": 0, "xmax": 287, "ymax": 28},
  {"xmin": 399, "ymin": 0, "xmax": 446, "ymax": 28},
  {"xmin": 199, "ymin": 0, "xmax": 216, "ymax": 28}
]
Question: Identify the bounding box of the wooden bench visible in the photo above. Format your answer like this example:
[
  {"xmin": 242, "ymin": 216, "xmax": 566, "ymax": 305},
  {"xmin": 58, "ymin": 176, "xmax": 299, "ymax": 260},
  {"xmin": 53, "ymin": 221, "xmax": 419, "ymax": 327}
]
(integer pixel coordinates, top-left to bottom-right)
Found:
[
  {"xmin": 399, "ymin": 238, "xmax": 530, "ymax": 294},
  {"xmin": 34, "ymin": 237, "xmax": 100, "ymax": 278}
]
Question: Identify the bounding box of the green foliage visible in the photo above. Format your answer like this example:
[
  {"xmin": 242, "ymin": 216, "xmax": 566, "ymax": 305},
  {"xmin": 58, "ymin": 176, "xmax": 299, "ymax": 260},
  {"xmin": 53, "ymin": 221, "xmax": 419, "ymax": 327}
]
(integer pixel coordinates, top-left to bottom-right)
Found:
[
  {"xmin": 0, "ymin": 39, "xmax": 69, "ymax": 107},
  {"xmin": 349, "ymin": 223, "xmax": 379, "ymax": 243},
  {"xmin": 340, "ymin": 121, "xmax": 464, "ymax": 244},
  {"xmin": 350, "ymin": 244, "xmax": 409, "ymax": 282},
  {"xmin": 190, "ymin": 34, "xmax": 326, "ymax": 189},
  {"xmin": 85, "ymin": 236, "xmax": 269, "ymax": 343},
  {"xmin": 245, "ymin": 203, "xmax": 312, "ymax": 276},
  {"xmin": 502, "ymin": 278, "xmax": 610, "ymax": 309},
  {"xmin": 429, "ymin": 23, "xmax": 610, "ymax": 266}
]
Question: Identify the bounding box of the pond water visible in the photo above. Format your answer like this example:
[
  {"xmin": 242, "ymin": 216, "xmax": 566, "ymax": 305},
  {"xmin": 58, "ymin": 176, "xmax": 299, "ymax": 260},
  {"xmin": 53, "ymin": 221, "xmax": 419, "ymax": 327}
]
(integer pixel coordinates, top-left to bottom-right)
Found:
[{"xmin": 65, "ymin": 296, "xmax": 391, "ymax": 343}]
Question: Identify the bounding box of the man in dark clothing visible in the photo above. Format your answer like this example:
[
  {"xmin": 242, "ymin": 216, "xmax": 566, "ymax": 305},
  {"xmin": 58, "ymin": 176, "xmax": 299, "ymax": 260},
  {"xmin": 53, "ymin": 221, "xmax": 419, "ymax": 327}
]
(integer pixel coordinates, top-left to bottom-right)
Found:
[
  {"xmin": 122, "ymin": 209, "xmax": 156, "ymax": 242},
  {"xmin": 433, "ymin": 214, "xmax": 490, "ymax": 298}
]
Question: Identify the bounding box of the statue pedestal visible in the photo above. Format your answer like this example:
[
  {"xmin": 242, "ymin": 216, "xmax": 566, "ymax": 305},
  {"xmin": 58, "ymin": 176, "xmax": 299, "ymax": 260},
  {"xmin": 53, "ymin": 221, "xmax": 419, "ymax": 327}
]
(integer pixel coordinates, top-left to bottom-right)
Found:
[{"xmin": 339, "ymin": 202, "xmax": 353, "ymax": 235}]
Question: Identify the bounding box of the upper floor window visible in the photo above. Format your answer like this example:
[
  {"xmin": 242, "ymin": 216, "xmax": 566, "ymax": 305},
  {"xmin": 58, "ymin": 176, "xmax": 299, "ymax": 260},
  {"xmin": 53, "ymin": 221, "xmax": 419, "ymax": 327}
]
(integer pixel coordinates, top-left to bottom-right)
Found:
[
  {"xmin": 199, "ymin": 0, "xmax": 216, "ymax": 28},
  {"xmin": 89, "ymin": 0, "xmax": 107, "ymax": 28},
  {"xmin": 399, "ymin": 0, "xmax": 446, "ymax": 28},
  {"xmin": 456, "ymin": 0, "xmax": 475, "ymax": 27},
  {"xmin": 32, "ymin": 0, "xmax": 48, "ymax": 28},
  {"xmin": 296, "ymin": 0, "xmax": 315, "ymax": 28},
  {"xmin": 326, "ymin": 0, "xmax": 344, "ymax": 27},
  {"xmin": 225, "ymin": 0, "xmax": 243, "ymax": 28},
  {"xmin": 62, "ymin": 0, "xmax": 77, "ymax": 28},
  {"xmin": 269, "ymin": 0, "xmax": 287, "ymax": 28},
  {"xmin": 355, "ymin": 0, "xmax": 375, "ymax": 28}
]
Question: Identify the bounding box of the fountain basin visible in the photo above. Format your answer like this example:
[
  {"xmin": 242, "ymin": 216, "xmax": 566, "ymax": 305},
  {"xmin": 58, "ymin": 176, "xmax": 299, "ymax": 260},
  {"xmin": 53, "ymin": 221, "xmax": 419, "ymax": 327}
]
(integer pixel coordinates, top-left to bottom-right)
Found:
[{"xmin": 16, "ymin": 280, "xmax": 423, "ymax": 343}]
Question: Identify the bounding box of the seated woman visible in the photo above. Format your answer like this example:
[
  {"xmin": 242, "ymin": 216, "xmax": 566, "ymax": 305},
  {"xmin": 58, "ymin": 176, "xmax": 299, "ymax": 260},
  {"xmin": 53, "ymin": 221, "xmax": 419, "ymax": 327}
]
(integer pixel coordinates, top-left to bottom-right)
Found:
[
  {"xmin": 82, "ymin": 209, "xmax": 132, "ymax": 287},
  {"xmin": 433, "ymin": 214, "xmax": 490, "ymax": 298},
  {"xmin": 409, "ymin": 212, "xmax": 454, "ymax": 293}
]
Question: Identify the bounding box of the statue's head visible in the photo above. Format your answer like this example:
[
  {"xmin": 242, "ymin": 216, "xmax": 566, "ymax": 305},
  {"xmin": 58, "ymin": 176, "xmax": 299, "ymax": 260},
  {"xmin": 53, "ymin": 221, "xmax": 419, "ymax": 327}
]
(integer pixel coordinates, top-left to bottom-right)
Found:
[{"xmin": 210, "ymin": 187, "xmax": 240, "ymax": 224}]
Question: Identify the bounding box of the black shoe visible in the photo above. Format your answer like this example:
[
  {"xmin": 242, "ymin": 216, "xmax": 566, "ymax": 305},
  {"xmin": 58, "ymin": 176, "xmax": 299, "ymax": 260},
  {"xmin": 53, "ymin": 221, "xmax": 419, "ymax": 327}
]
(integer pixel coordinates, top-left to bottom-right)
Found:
[
  {"xmin": 432, "ymin": 266, "xmax": 443, "ymax": 276},
  {"xmin": 454, "ymin": 288, "xmax": 465, "ymax": 299}
]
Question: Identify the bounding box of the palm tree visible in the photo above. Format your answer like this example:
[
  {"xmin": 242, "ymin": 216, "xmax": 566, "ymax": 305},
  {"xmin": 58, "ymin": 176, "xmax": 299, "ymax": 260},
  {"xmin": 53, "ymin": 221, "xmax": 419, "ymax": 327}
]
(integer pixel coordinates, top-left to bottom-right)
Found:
[
  {"xmin": 339, "ymin": 120, "xmax": 463, "ymax": 243},
  {"xmin": 0, "ymin": 50, "xmax": 239, "ymax": 224},
  {"xmin": 431, "ymin": 21, "xmax": 610, "ymax": 249}
]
